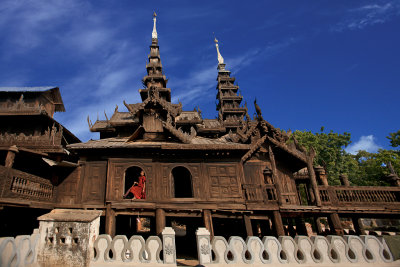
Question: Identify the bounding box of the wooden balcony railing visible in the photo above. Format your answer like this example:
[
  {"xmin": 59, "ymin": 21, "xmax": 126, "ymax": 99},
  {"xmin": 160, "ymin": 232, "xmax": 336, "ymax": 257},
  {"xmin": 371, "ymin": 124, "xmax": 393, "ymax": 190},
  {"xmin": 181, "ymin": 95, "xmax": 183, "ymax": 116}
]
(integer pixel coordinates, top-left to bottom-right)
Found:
[
  {"xmin": 318, "ymin": 186, "xmax": 400, "ymax": 206},
  {"xmin": 0, "ymin": 165, "xmax": 55, "ymax": 202},
  {"xmin": 242, "ymin": 184, "xmax": 278, "ymax": 203}
]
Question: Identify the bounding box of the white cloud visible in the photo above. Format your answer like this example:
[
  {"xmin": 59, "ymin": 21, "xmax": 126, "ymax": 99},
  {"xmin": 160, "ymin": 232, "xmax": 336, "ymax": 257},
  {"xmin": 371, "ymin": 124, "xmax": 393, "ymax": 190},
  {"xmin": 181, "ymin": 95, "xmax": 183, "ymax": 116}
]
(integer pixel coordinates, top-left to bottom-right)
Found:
[
  {"xmin": 333, "ymin": 1, "xmax": 400, "ymax": 31},
  {"xmin": 170, "ymin": 37, "xmax": 298, "ymax": 107},
  {"xmin": 346, "ymin": 135, "xmax": 382, "ymax": 154},
  {"xmin": 0, "ymin": 0, "xmax": 85, "ymax": 53}
]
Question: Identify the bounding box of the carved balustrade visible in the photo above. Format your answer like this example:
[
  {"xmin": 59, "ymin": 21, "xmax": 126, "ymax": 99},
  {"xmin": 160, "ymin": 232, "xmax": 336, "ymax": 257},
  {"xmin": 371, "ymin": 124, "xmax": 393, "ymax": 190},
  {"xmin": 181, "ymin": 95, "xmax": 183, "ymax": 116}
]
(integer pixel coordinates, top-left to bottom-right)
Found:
[
  {"xmin": 0, "ymin": 99, "xmax": 46, "ymax": 114},
  {"xmin": 242, "ymin": 184, "xmax": 278, "ymax": 203},
  {"xmin": 0, "ymin": 165, "xmax": 55, "ymax": 202},
  {"xmin": 318, "ymin": 185, "xmax": 400, "ymax": 206},
  {"xmin": 0, "ymin": 129, "xmax": 63, "ymax": 149}
]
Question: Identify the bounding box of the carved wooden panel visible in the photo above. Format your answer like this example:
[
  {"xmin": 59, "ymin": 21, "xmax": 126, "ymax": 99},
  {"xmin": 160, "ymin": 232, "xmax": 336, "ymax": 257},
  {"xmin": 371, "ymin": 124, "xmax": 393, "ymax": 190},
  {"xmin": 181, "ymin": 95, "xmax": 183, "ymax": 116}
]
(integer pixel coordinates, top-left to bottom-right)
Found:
[
  {"xmin": 207, "ymin": 164, "xmax": 241, "ymax": 199},
  {"xmin": 143, "ymin": 114, "xmax": 163, "ymax": 132},
  {"xmin": 243, "ymin": 161, "xmax": 268, "ymax": 184},
  {"xmin": 161, "ymin": 164, "xmax": 171, "ymax": 199},
  {"xmin": 57, "ymin": 167, "xmax": 80, "ymax": 205},
  {"xmin": 81, "ymin": 161, "xmax": 107, "ymax": 204},
  {"xmin": 112, "ymin": 165, "xmax": 125, "ymax": 201},
  {"xmin": 142, "ymin": 163, "xmax": 154, "ymax": 199},
  {"xmin": 188, "ymin": 164, "xmax": 200, "ymax": 198},
  {"xmin": 276, "ymin": 164, "xmax": 299, "ymax": 205}
]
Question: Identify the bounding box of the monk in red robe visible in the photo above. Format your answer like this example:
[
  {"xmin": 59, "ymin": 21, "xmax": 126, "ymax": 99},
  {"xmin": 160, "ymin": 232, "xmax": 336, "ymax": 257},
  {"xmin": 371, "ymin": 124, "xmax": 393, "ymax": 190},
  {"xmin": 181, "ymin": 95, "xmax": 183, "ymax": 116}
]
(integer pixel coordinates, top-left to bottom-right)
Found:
[{"xmin": 124, "ymin": 171, "xmax": 146, "ymax": 199}]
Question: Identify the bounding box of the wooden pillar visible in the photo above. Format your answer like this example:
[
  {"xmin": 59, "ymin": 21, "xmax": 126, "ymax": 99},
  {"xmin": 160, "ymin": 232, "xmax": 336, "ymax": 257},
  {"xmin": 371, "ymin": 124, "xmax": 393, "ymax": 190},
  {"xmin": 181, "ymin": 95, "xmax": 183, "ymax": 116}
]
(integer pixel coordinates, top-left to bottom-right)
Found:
[
  {"xmin": 268, "ymin": 146, "xmax": 284, "ymax": 205},
  {"xmin": 265, "ymin": 219, "xmax": 272, "ymax": 235},
  {"xmin": 295, "ymin": 217, "xmax": 308, "ymax": 236},
  {"xmin": 314, "ymin": 166, "xmax": 329, "ymax": 186},
  {"xmin": 203, "ymin": 209, "xmax": 214, "ymax": 239},
  {"xmin": 5, "ymin": 145, "xmax": 18, "ymax": 168},
  {"xmin": 328, "ymin": 213, "xmax": 344, "ymax": 236},
  {"xmin": 156, "ymin": 208, "xmax": 166, "ymax": 236},
  {"xmin": 352, "ymin": 217, "xmax": 366, "ymax": 235},
  {"xmin": 314, "ymin": 217, "xmax": 323, "ymax": 235},
  {"xmin": 307, "ymin": 183, "xmax": 315, "ymax": 203},
  {"xmin": 339, "ymin": 174, "xmax": 350, "ymax": 186},
  {"xmin": 272, "ymin": 210, "xmax": 285, "ymax": 237},
  {"xmin": 306, "ymin": 148, "xmax": 322, "ymax": 206},
  {"xmin": 243, "ymin": 214, "xmax": 253, "ymax": 237},
  {"xmin": 105, "ymin": 203, "xmax": 116, "ymax": 237}
]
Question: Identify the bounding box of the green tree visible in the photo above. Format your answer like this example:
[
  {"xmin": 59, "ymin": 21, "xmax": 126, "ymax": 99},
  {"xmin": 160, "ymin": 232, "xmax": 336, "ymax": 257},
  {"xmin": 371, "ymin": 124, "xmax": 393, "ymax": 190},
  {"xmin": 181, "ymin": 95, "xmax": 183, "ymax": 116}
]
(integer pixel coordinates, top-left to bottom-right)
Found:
[
  {"xmin": 292, "ymin": 128, "xmax": 400, "ymax": 186},
  {"xmin": 352, "ymin": 149, "xmax": 400, "ymax": 186},
  {"xmin": 292, "ymin": 128, "xmax": 357, "ymax": 185},
  {"xmin": 387, "ymin": 130, "xmax": 400, "ymax": 147}
]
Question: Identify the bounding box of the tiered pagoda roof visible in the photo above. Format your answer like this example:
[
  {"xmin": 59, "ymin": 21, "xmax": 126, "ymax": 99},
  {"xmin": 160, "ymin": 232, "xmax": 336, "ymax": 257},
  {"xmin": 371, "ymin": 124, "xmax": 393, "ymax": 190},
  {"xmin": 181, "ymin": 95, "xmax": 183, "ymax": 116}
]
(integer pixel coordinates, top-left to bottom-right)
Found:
[{"xmin": 73, "ymin": 13, "xmax": 308, "ymax": 168}]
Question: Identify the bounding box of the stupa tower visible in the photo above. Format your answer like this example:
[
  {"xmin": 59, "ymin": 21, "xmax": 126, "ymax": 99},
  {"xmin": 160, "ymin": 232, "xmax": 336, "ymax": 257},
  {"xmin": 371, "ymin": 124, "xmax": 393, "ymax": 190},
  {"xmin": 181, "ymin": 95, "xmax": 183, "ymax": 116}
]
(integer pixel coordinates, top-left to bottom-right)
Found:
[
  {"xmin": 214, "ymin": 38, "xmax": 247, "ymax": 132},
  {"xmin": 139, "ymin": 12, "xmax": 171, "ymax": 102}
]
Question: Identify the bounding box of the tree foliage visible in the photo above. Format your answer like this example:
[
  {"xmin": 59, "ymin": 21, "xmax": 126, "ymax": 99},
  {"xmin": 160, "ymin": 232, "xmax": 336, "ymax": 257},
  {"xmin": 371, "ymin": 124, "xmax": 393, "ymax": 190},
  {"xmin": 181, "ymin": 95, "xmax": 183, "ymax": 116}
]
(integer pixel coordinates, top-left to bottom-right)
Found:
[
  {"xmin": 352, "ymin": 149, "xmax": 400, "ymax": 186},
  {"xmin": 291, "ymin": 128, "xmax": 353, "ymax": 185},
  {"xmin": 292, "ymin": 128, "xmax": 400, "ymax": 186},
  {"xmin": 387, "ymin": 130, "xmax": 400, "ymax": 147}
]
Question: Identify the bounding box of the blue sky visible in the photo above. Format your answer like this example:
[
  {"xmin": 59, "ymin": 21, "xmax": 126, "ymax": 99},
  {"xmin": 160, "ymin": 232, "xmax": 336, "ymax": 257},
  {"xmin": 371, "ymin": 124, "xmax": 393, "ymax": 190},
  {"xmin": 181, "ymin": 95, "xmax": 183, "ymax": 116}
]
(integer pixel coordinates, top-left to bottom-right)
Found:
[{"xmin": 0, "ymin": 0, "xmax": 399, "ymax": 153}]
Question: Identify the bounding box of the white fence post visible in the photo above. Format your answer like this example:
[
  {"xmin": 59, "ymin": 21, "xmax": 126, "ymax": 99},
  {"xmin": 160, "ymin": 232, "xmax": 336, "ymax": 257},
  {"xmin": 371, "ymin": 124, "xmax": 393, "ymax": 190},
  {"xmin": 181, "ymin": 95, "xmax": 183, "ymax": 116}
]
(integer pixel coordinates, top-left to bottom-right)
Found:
[
  {"xmin": 196, "ymin": 227, "xmax": 212, "ymax": 264},
  {"xmin": 162, "ymin": 227, "xmax": 176, "ymax": 265}
]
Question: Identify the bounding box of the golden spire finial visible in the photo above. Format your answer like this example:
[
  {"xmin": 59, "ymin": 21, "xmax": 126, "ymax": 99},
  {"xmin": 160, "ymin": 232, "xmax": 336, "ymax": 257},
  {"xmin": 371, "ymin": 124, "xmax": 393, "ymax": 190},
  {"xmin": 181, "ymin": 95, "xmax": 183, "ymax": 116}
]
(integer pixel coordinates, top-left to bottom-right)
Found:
[
  {"xmin": 214, "ymin": 37, "xmax": 224, "ymax": 65},
  {"xmin": 152, "ymin": 12, "xmax": 158, "ymax": 40}
]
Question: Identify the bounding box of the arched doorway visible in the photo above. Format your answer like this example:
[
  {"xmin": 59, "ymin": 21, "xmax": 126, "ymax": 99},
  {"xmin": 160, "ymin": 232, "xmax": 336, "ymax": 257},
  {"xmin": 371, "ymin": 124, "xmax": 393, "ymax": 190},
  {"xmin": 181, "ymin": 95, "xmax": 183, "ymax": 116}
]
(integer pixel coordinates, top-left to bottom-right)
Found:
[
  {"xmin": 124, "ymin": 166, "xmax": 145, "ymax": 199},
  {"xmin": 172, "ymin": 166, "xmax": 193, "ymax": 198}
]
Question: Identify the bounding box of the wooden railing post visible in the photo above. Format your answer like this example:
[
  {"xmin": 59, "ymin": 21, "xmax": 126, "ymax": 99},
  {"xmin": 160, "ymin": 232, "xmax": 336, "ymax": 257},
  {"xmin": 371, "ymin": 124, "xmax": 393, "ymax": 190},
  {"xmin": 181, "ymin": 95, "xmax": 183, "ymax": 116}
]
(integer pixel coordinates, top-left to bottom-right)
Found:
[
  {"xmin": 5, "ymin": 145, "xmax": 18, "ymax": 168},
  {"xmin": 156, "ymin": 208, "xmax": 166, "ymax": 236},
  {"xmin": 268, "ymin": 146, "xmax": 284, "ymax": 205},
  {"xmin": 328, "ymin": 213, "xmax": 344, "ymax": 236},
  {"xmin": 306, "ymin": 148, "xmax": 321, "ymax": 206},
  {"xmin": 272, "ymin": 210, "xmax": 285, "ymax": 237},
  {"xmin": 105, "ymin": 203, "xmax": 116, "ymax": 237},
  {"xmin": 203, "ymin": 209, "xmax": 214, "ymax": 239}
]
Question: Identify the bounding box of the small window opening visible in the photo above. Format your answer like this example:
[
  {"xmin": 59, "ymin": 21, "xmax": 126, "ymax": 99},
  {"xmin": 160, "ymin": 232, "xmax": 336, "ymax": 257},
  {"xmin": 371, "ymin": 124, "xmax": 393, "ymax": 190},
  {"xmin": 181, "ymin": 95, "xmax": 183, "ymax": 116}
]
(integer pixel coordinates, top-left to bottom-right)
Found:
[{"xmin": 172, "ymin": 166, "xmax": 193, "ymax": 198}]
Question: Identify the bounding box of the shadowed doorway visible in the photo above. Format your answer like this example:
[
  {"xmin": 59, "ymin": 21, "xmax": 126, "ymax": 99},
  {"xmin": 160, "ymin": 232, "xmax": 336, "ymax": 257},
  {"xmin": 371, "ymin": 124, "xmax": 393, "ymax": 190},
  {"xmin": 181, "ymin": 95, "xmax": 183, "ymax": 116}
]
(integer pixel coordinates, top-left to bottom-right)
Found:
[{"xmin": 172, "ymin": 166, "xmax": 193, "ymax": 198}]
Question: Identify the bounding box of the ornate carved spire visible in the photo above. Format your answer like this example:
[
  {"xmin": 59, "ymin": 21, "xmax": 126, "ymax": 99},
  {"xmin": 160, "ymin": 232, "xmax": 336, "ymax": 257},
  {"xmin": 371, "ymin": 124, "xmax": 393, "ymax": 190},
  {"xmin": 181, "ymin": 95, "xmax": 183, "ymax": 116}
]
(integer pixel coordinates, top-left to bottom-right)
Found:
[
  {"xmin": 214, "ymin": 38, "xmax": 224, "ymax": 65},
  {"xmin": 215, "ymin": 40, "xmax": 248, "ymax": 133},
  {"xmin": 152, "ymin": 12, "xmax": 158, "ymax": 41},
  {"xmin": 138, "ymin": 12, "xmax": 171, "ymax": 102}
]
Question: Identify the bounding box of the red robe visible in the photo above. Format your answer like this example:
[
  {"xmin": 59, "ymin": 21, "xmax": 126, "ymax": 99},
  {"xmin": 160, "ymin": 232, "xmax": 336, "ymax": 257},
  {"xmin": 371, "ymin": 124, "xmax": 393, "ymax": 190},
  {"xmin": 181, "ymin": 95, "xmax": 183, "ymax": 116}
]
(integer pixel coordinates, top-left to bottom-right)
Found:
[{"xmin": 129, "ymin": 175, "xmax": 146, "ymax": 199}]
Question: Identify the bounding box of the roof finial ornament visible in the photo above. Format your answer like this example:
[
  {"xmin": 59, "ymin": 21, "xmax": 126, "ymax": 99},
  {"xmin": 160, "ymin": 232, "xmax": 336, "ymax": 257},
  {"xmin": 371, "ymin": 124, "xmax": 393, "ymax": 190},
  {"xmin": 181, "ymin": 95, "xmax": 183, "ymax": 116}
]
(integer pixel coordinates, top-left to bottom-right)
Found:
[
  {"xmin": 152, "ymin": 12, "xmax": 158, "ymax": 40},
  {"xmin": 214, "ymin": 38, "xmax": 224, "ymax": 65}
]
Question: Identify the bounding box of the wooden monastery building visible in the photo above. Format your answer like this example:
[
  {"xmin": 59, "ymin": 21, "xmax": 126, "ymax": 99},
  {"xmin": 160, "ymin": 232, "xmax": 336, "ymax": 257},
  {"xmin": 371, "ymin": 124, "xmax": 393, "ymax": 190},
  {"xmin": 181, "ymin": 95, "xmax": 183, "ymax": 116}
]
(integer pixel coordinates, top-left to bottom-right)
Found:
[{"xmin": 0, "ymin": 13, "xmax": 399, "ymax": 253}]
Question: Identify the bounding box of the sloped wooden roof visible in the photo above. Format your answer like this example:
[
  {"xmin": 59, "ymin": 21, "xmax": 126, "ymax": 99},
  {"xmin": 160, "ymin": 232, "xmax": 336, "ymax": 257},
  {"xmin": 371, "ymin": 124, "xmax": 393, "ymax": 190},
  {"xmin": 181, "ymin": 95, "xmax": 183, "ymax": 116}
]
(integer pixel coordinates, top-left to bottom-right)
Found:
[
  {"xmin": 67, "ymin": 136, "xmax": 249, "ymax": 150},
  {"xmin": 0, "ymin": 86, "xmax": 65, "ymax": 112}
]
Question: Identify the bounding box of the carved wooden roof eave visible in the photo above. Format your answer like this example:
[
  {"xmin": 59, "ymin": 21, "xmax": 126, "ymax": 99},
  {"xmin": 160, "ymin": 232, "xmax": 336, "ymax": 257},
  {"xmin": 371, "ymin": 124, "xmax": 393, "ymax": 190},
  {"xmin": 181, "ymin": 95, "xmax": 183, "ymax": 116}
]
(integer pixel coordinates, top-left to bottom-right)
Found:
[
  {"xmin": 0, "ymin": 86, "xmax": 65, "ymax": 112},
  {"xmin": 162, "ymin": 120, "xmax": 192, "ymax": 144},
  {"xmin": 0, "ymin": 146, "xmax": 49, "ymax": 157},
  {"xmin": 66, "ymin": 138, "xmax": 250, "ymax": 151},
  {"xmin": 175, "ymin": 119, "xmax": 203, "ymax": 125},
  {"xmin": 0, "ymin": 112, "xmax": 80, "ymax": 145},
  {"xmin": 124, "ymin": 101, "xmax": 144, "ymax": 115},
  {"xmin": 89, "ymin": 122, "xmax": 116, "ymax": 133},
  {"xmin": 140, "ymin": 94, "xmax": 182, "ymax": 118},
  {"xmin": 197, "ymin": 127, "xmax": 226, "ymax": 133},
  {"xmin": 43, "ymin": 87, "xmax": 66, "ymax": 112},
  {"xmin": 266, "ymin": 135, "xmax": 306, "ymax": 161}
]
